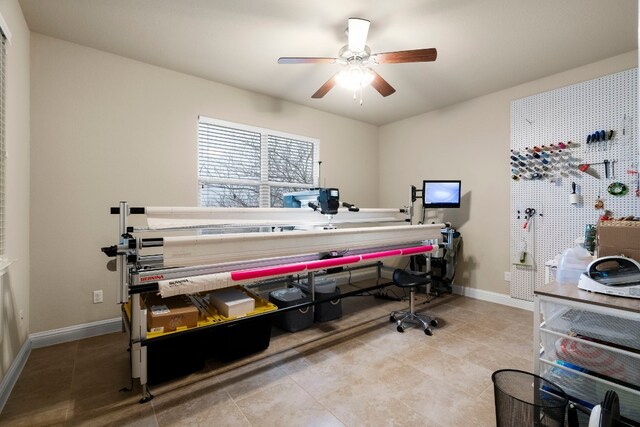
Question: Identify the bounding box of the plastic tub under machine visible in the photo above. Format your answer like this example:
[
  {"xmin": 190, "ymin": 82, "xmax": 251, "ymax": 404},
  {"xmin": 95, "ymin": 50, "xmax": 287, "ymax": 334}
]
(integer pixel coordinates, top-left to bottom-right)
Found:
[
  {"xmin": 269, "ymin": 287, "xmax": 313, "ymax": 332},
  {"xmin": 299, "ymin": 277, "xmax": 342, "ymax": 323}
]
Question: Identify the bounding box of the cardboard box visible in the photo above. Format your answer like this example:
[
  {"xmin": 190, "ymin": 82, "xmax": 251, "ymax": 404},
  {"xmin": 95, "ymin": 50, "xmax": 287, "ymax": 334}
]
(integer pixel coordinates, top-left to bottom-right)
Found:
[
  {"xmin": 145, "ymin": 294, "xmax": 199, "ymax": 333},
  {"xmin": 596, "ymin": 220, "xmax": 640, "ymax": 263},
  {"xmin": 208, "ymin": 288, "xmax": 255, "ymax": 318}
]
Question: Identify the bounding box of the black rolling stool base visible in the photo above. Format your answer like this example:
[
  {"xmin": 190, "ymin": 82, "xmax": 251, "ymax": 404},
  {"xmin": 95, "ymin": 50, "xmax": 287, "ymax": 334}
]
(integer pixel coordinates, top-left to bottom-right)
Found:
[{"xmin": 390, "ymin": 269, "xmax": 439, "ymax": 336}]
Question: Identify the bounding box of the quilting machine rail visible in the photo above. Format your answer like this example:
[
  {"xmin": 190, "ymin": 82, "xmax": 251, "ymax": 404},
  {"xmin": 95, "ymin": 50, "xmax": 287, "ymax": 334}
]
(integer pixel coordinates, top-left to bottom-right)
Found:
[{"xmin": 102, "ymin": 200, "xmax": 448, "ymax": 402}]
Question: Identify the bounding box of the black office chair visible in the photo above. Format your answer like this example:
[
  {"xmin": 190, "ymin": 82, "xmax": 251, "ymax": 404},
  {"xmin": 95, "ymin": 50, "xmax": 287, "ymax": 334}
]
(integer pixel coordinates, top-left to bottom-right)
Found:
[{"xmin": 390, "ymin": 269, "xmax": 439, "ymax": 335}]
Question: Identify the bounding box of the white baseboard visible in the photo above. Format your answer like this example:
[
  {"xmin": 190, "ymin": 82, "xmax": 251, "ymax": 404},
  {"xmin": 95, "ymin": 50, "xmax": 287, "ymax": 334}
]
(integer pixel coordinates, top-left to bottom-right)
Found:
[
  {"xmin": 451, "ymin": 284, "xmax": 534, "ymax": 311},
  {"xmin": 30, "ymin": 317, "xmax": 122, "ymax": 349},
  {"xmin": 0, "ymin": 338, "xmax": 31, "ymax": 413}
]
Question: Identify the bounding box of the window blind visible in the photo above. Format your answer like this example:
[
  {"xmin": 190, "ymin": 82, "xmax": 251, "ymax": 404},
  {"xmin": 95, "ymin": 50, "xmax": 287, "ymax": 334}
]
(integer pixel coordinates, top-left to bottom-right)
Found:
[
  {"xmin": 198, "ymin": 122, "xmax": 261, "ymax": 181},
  {"xmin": 267, "ymin": 134, "xmax": 314, "ymax": 185},
  {"xmin": 0, "ymin": 34, "xmax": 6, "ymax": 256}
]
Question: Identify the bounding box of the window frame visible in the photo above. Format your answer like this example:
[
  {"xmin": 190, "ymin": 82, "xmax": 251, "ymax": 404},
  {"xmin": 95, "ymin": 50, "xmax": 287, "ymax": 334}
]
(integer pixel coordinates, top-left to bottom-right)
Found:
[
  {"xmin": 197, "ymin": 116, "xmax": 320, "ymax": 208},
  {"xmin": 0, "ymin": 15, "xmax": 11, "ymax": 259}
]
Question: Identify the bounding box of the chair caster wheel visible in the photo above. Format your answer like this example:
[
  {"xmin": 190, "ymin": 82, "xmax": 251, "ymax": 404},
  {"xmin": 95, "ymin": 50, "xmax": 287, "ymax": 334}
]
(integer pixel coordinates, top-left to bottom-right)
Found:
[
  {"xmin": 397, "ymin": 325, "xmax": 405, "ymax": 333},
  {"xmin": 389, "ymin": 315, "xmax": 396, "ymax": 323},
  {"xmin": 430, "ymin": 319, "xmax": 439, "ymax": 327},
  {"xmin": 424, "ymin": 328, "xmax": 433, "ymax": 336}
]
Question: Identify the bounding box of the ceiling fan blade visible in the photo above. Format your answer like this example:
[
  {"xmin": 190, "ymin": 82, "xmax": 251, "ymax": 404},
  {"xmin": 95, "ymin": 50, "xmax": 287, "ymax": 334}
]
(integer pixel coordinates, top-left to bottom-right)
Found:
[
  {"xmin": 348, "ymin": 18, "xmax": 370, "ymax": 52},
  {"xmin": 370, "ymin": 70, "xmax": 396, "ymax": 97},
  {"xmin": 312, "ymin": 73, "xmax": 338, "ymax": 98},
  {"xmin": 372, "ymin": 48, "xmax": 437, "ymax": 64},
  {"xmin": 278, "ymin": 57, "xmax": 337, "ymax": 64}
]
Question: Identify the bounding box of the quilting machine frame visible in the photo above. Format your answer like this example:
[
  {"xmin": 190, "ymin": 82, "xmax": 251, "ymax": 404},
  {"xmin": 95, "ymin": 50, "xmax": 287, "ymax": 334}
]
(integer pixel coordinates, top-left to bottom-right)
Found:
[{"xmin": 103, "ymin": 201, "xmax": 448, "ymax": 403}]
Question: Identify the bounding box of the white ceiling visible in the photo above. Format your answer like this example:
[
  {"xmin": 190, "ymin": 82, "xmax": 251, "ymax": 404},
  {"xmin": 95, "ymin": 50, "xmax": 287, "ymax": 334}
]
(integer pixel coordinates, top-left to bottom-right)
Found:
[{"xmin": 19, "ymin": 0, "xmax": 638, "ymax": 125}]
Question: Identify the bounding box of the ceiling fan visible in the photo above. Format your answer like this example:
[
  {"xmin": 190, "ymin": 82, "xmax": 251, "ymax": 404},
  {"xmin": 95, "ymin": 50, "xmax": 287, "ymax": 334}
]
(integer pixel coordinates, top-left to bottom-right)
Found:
[{"xmin": 278, "ymin": 18, "xmax": 437, "ymax": 101}]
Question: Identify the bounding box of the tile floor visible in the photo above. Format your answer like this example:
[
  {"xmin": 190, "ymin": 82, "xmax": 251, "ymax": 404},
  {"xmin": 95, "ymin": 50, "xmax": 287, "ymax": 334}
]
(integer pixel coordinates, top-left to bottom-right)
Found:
[{"xmin": 0, "ymin": 286, "xmax": 534, "ymax": 426}]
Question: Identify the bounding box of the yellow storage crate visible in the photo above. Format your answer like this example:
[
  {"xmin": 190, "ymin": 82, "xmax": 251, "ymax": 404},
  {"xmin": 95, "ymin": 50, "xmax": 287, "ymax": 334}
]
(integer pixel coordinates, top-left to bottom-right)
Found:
[{"xmin": 123, "ymin": 286, "xmax": 276, "ymax": 340}]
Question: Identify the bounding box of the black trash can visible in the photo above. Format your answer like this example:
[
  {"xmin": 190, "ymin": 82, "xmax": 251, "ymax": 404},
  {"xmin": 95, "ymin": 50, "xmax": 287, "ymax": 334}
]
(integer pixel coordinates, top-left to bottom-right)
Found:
[{"xmin": 492, "ymin": 369, "xmax": 568, "ymax": 427}]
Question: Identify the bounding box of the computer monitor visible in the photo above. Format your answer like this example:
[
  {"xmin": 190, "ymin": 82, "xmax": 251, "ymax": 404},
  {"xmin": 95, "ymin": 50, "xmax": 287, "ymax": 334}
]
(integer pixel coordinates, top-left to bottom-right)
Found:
[{"xmin": 422, "ymin": 180, "xmax": 461, "ymax": 208}]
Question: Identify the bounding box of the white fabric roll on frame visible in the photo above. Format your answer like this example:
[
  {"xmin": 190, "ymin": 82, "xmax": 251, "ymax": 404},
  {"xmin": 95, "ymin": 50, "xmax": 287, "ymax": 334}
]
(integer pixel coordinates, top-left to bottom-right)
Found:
[
  {"xmin": 162, "ymin": 224, "xmax": 444, "ymax": 268},
  {"xmin": 145, "ymin": 206, "xmax": 406, "ymax": 230},
  {"xmin": 157, "ymin": 243, "xmax": 438, "ymax": 297}
]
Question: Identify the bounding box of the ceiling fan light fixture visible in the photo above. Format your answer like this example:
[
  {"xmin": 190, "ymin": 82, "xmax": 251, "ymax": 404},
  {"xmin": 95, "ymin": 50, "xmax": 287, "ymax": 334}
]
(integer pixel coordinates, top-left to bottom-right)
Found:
[
  {"xmin": 335, "ymin": 64, "xmax": 375, "ymax": 91},
  {"xmin": 278, "ymin": 18, "xmax": 436, "ymax": 99}
]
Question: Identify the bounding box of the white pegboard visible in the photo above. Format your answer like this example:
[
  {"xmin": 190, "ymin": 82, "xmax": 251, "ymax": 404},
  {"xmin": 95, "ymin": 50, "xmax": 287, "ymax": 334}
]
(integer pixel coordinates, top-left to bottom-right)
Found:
[{"xmin": 510, "ymin": 68, "xmax": 640, "ymax": 301}]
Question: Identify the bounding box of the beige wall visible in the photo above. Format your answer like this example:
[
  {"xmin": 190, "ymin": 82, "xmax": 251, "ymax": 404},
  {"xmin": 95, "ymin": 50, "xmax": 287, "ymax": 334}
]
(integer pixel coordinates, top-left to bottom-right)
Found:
[
  {"xmin": 29, "ymin": 33, "xmax": 378, "ymax": 333},
  {"xmin": 27, "ymin": 29, "xmax": 638, "ymax": 333},
  {"xmin": 0, "ymin": 0, "xmax": 30, "ymax": 379},
  {"xmin": 378, "ymin": 50, "xmax": 638, "ymax": 296}
]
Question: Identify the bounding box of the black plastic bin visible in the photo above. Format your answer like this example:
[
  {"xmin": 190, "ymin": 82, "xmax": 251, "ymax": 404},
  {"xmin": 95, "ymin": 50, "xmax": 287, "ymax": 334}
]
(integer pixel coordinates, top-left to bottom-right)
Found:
[
  {"xmin": 146, "ymin": 330, "xmax": 206, "ymax": 385},
  {"xmin": 205, "ymin": 315, "xmax": 272, "ymax": 362},
  {"xmin": 299, "ymin": 277, "xmax": 342, "ymax": 323},
  {"xmin": 269, "ymin": 288, "xmax": 313, "ymax": 332},
  {"xmin": 492, "ymin": 369, "xmax": 568, "ymax": 427},
  {"xmin": 314, "ymin": 288, "xmax": 342, "ymax": 322}
]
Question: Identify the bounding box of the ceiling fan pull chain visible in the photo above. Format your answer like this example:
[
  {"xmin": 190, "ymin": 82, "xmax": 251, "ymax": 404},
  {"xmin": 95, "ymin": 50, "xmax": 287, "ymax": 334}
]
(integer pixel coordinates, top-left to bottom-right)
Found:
[{"xmin": 351, "ymin": 88, "xmax": 364, "ymax": 105}]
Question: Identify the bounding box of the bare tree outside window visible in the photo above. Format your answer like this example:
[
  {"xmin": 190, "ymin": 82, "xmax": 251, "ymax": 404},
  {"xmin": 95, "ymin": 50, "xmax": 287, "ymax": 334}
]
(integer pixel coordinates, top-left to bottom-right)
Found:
[
  {"xmin": 200, "ymin": 184, "xmax": 260, "ymax": 207},
  {"xmin": 270, "ymin": 186, "xmax": 305, "ymax": 208},
  {"xmin": 198, "ymin": 117, "xmax": 318, "ymax": 208}
]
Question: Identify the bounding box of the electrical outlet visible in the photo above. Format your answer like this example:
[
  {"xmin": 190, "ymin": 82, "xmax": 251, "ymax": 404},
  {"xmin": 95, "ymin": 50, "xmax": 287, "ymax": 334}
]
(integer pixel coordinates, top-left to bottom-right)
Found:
[
  {"xmin": 504, "ymin": 271, "xmax": 511, "ymax": 282},
  {"xmin": 93, "ymin": 290, "xmax": 103, "ymax": 304}
]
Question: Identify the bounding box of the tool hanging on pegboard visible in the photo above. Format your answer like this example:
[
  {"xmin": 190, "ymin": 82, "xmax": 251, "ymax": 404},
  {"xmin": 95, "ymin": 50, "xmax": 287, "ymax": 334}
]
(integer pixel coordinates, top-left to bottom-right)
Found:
[
  {"xmin": 628, "ymin": 164, "xmax": 640, "ymax": 197},
  {"xmin": 513, "ymin": 207, "xmax": 541, "ymax": 267},
  {"xmin": 523, "ymin": 207, "xmax": 536, "ymax": 230}
]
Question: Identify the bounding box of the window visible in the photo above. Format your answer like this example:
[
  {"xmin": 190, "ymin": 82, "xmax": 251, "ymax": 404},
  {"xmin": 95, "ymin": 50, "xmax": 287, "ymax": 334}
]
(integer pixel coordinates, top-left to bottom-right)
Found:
[
  {"xmin": 0, "ymin": 27, "xmax": 7, "ymax": 256},
  {"xmin": 198, "ymin": 117, "xmax": 319, "ymax": 208}
]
